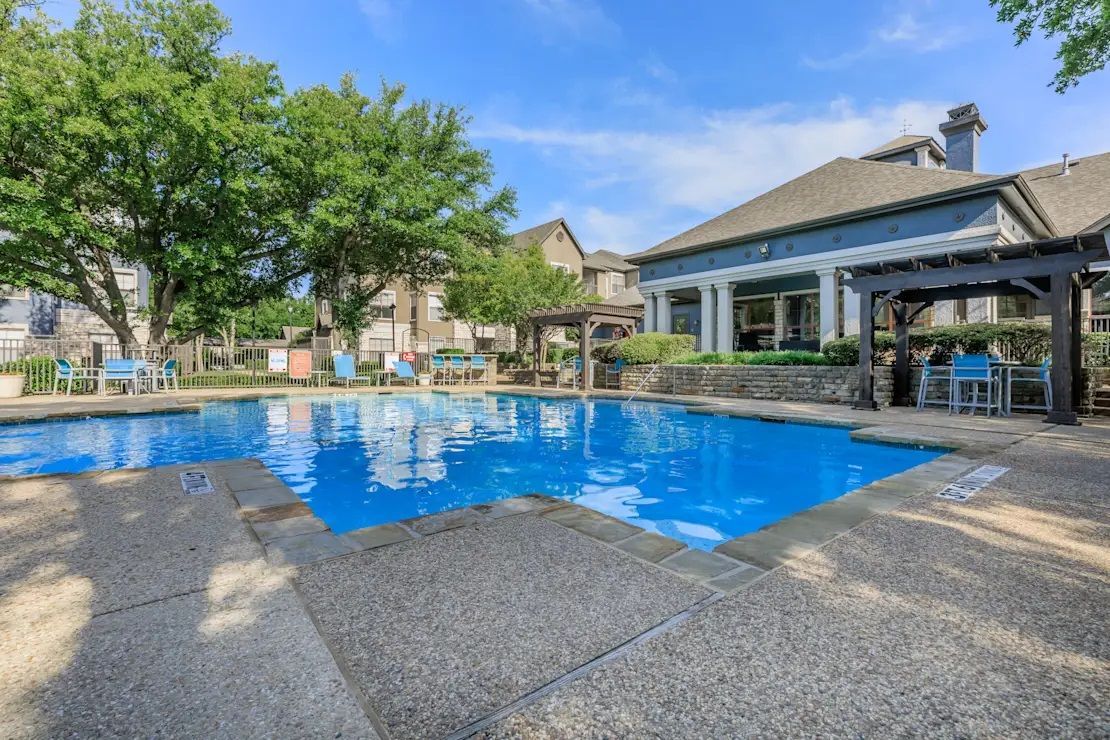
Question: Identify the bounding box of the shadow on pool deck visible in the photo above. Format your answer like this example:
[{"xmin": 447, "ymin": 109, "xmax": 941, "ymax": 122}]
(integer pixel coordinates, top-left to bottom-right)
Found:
[{"xmin": 0, "ymin": 464, "xmax": 379, "ymax": 739}]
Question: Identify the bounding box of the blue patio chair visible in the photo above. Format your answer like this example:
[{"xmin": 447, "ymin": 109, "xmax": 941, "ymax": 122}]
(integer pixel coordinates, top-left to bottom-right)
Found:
[
  {"xmin": 103, "ymin": 359, "xmax": 142, "ymax": 395},
  {"xmin": 430, "ymin": 355, "xmax": 449, "ymax": 385},
  {"xmin": 949, "ymin": 354, "xmax": 1001, "ymax": 417},
  {"xmin": 52, "ymin": 358, "xmax": 100, "ymax": 396},
  {"xmin": 329, "ymin": 354, "xmax": 373, "ymax": 387},
  {"xmin": 1006, "ymin": 357, "xmax": 1052, "ymax": 414},
  {"xmin": 449, "ymin": 355, "xmax": 467, "ymax": 384},
  {"xmin": 605, "ymin": 358, "xmax": 625, "ymax": 389},
  {"xmin": 388, "ymin": 360, "xmax": 417, "ymax": 386},
  {"xmin": 467, "ymin": 355, "xmax": 488, "ymax": 384},
  {"xmin": 155, "ymin": 359, "xmax": 179, "ymax": 391},
  {"xmin": 915, "ymin": 357, "xmax": 951, "ymax": 410}
]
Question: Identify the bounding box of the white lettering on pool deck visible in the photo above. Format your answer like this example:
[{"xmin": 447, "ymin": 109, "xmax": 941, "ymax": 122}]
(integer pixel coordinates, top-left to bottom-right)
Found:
[
  {"xmin": 180, "ymin": 470, "xmax": 214, "ymax": 495},
  {"xmin": 936, "ymin": 465, "xmax": 1010, "ymax": 502}
]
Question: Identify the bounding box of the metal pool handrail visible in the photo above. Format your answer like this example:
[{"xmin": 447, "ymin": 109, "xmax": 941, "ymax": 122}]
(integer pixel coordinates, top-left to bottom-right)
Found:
[{"xmin": 625, "ymin": 363, "xmax": 660, "ymax": 404}]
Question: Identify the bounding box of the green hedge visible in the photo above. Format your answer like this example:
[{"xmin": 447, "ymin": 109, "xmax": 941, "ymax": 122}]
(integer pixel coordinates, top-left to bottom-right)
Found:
[
  {"xmin": 672, "ymin": 350, "xmax": 828, "ymax": 366},
  {"xmin": 0, "ymin": 355, "xmax": 58, "ymax": 393},
  {"xmin": 820, "ymin": 323, "xmax": 1109, "ymax": 366},
  {"xmin": 592, "ymin": 333, "xmax": 695, "ymax": 365},
  {"xmin": 435, "ymin": 348, "xmax": 466, "ymax": 355}
]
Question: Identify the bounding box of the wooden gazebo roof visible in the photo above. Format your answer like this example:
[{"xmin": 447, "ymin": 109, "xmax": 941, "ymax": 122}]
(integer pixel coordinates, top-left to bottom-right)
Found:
[{"xmin": 527, "ymin": 302, "xmax": 643, "ymax": 327}]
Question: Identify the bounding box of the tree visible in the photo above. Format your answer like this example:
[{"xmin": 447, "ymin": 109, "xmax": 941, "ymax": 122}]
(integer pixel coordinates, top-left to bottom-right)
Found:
[
  {"xmin": 443, "ymin": 244, "xmax": 585, "ymax": 358},
  {"xmin": 0, "ymin": 0, "xmax": 299, "ymax": 345},
  {"xmin": 992, "ymin": 0, "xmax": 1110, "ymax": 92},
  {"xmin": 277, "ymin": 75, "xmax": 516, "ymax": 348}
]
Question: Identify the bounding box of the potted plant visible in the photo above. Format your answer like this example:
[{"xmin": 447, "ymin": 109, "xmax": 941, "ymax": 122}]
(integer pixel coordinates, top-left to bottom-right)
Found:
[{"xmin": 0, "ymin": 372, "xmax": 26, "ymax": 398}]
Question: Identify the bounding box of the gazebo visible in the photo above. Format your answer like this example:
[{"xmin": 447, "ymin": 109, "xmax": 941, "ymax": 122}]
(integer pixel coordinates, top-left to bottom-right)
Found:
[
  {"xmin": 527, "ymin": 303, "xmax": 643, "ymax": 390},
  {"xmin": 842, "ymin": 232, "xmax": 1109, "ymax": 425}
]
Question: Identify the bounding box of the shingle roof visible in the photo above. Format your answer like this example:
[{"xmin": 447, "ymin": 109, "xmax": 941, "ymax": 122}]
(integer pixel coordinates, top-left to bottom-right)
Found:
[
  {"xmin": 631, "ymin": 158, "xmax": 1001, "ymax": 261},
  {"xmin": 510, "ymin": 218, "xmax": 564, "ymax": 250},
  {"xmin": 1019, "ymin": 151, "xmax": 1110, "ymax": 234},
  {"xmin": 582, "ymin": 249, "xmax": 635, "ymax": 272},
  {"xmin": 602, "ymin": 284, "xmax": 644, "ymax": 307},
  {"xmin": 861, "ymin": 135, "xmax": 937, "ymax": 159}
]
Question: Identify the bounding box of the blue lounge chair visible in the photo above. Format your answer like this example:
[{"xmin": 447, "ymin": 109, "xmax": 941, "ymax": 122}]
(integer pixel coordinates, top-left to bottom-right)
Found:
[
  {"xmin": 388, "ymin": 360, "xmax": 417, "ymax": 386},
  {"xmin": 103, "ymin": 359, "xmax": 143, "ymax": 395},
  {"xmin": 467, "ymin": 355, "xmax": 488, "ymax": 384},
  {"xmin": 449, "ymin": 355, "xmax": 467, "ymax": 384},
  {"xmin": 330, "ymin": 354, "xmax": 373, "ymax": 387},
  {"xmin": 431, "ymin": 355, "xmax": 449, "ymax": 385}
]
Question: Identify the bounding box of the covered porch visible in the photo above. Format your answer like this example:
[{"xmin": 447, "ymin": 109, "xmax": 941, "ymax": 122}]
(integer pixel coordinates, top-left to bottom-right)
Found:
[
  {"xmin": 843, "ymin": 232, "xmax": 1109, "ymax": 425},
  {"xmin": 528, "ymin": 303, "xmax": 643, "ymax": 389}
]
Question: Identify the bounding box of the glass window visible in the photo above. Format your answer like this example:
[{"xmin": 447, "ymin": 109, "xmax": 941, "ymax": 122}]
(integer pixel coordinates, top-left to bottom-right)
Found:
[
  {"xmin": 427, "ymin": 293, "xmax": 445, "ymax": 322},
  {"xmin": 786, "ymin": 293, "xmax": 820, "ymax": 340},
  {"xmin": 409, "ymin": 294, "xmax": 417, "ymax": 322},
  {"xmin": 0, "ymin": 284, "xmax": 29, "ymax": 300},
  {"xmin": 997, "ymin": 294, "xmax": 1049, "ymax": 320},
  {"xmin": 113, "ymin": 271, "xmax": 138, "ymax": 307},
  {"xmin": 1093, "ymin": 275, "xmax": 1110, "ymax": 314},
  {"xmin": 549, "ymin": 262, "xmax": 571, "ymax": 274},
  {"xmin": 610, "ymin": 272, "xmax": 625, "ymax": 296},
  {"xmin": 672, "ymin": 314, "xmax": 689, "ymax": 334},
  {"xmin": 367, "ymin": 290, "xmax": 396, "ymax": 320}
]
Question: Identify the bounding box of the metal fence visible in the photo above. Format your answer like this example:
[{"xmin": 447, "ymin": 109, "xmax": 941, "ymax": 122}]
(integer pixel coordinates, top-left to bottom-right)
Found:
[{"xmin": 0, "ymin": 339, "xmax": 433, "ymax": 394}]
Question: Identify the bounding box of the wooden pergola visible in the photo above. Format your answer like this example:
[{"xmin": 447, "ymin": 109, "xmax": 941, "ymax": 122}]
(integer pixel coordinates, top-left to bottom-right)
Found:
[
  {"xmin": 528, "ymin": 303, "xmax": 643, "ymax": 390},
  {"xmin": 842, "ymin": 232, "xmax": 1109, "ymax": 425}
]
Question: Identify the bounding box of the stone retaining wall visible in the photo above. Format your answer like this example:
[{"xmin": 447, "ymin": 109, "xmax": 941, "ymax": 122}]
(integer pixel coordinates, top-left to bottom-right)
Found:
[{"xmin": 618, "ymin": 365, "xmax": 895, "ymax": 405}]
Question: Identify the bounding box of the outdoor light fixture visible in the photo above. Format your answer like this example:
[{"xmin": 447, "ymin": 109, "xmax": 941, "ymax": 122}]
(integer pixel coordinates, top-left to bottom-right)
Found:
[{"xmin": 758, "ymin": 243, "xmax": 771, "ymax": 259}]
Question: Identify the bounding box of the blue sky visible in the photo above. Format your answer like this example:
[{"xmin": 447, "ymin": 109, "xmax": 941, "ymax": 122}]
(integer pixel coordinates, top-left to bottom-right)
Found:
[{"xmin": 52, "ymin": 0, "xmax": 1110, "ymax": 254}]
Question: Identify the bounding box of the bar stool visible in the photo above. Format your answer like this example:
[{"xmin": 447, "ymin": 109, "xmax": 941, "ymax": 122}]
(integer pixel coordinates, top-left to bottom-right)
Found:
[
  {"xmin": 916, "ymin": 357, "xmax": 951, "ymax": 410},
  {"xmin": 950, "ymin": 354, "xmax": 1002, "ymax": 417}
]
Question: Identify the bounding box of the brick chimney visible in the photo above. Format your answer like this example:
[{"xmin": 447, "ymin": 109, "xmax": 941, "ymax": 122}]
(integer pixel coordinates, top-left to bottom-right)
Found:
[{"xmin": 938, "ymin": 103, "xmax": 987, "ymax": 172}]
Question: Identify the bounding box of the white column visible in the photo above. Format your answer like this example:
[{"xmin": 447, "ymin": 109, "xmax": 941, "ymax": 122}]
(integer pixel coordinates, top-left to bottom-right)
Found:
[
  {"xmin": 656, "ymin": 293, "xmax": 672, "ymax": 334},
  {"xmin": 842, "ymin": 282, "xmax": 860, "ymax": 336},
  {"xmin": 818, "ymin": 269, "xmax": 839, "ymax": 346},
  {"xmin": 643, "ymin": 292, "xmax": 656, "ymax": 332},
  {"xmin": 715, "ymin": 283, "xmax": 734, "ymax": 352},
  {"xmin": 699, "ymin": 285, "xmax": 716, "ymax": 352}
]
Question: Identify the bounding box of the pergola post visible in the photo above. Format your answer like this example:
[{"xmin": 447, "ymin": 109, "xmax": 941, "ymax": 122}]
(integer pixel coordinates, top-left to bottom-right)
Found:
[
  {"xmin": 1070, "ymin": 275, "xmax": 1083, "ymax": 410},
  {"xmin": 579, "ymin": 318, "xmax": 591, "ymax": 391},
  {"xmin": 853, "ymin": 288, "xmax": 877, "ymax": 410},
  {"xmin": 1047, "ymin": 271, "xmax": 1078, "ymax": 425},
  {"xmin": 893, "ymin": 302, "xmax": 911, "ymax": 406},
  {"xmin": 532, "ymin": 328, "xmax": 541, "ymax": 388}
]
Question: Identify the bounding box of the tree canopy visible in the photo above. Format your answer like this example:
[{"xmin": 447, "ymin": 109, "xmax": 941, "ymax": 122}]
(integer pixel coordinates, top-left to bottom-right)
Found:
[
  {"xmin": 0, "ymin": 0, "xmax": 514, "ymax": 346},
  {"xmin": 992, "ymin": 0, "xmax": 1110, "ymax": 91},
  {"xmin": 443, "ymin": 244, "xmax": 585, "ymax": 353}
]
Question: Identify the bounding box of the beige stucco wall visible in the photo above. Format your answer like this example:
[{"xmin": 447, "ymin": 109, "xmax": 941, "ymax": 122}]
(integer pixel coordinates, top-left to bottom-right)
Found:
[{"xmin": 536, "ymin": 227, "xmax": 584, "ymax": 276}]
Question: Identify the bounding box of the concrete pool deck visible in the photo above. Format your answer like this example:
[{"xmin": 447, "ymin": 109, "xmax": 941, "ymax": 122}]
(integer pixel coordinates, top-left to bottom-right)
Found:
[{"xmin": 0, "ymin": 387, "xmax": 1106, "ymax": 737}]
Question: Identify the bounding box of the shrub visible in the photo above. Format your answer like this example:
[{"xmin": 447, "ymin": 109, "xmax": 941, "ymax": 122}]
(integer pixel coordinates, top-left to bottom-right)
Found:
[
  {"xmin": 545, "ymin": 346, "xmax": 579, "ymax": 364},
  {"xmin": 435, "ymin": 348, "xmax": 466, "ymax": 355},
  {"xmin": 591, "ymin": 341, "xmax": 621, "ymax": 364},
  {"xmin": 821, "ymin": 333, "xmax": 895, "ymax": 365},
  {"xmin": 672, "ymin": 351, "xmax": 827, "ymax": 366},
  {"xmin": 822, "ymin": 323, "xmax": 1085, "ymax": 366},
  {"xmin": 1085, "ymin": 332, "xmax": 1110, "ymax": 366},
  {"xmin": 610, "ymin": 332, "xmax": 695, "ymax": 365},
  {"xmin": 0, "ymin": 355, "xmax": 58, "ymax": 393}
]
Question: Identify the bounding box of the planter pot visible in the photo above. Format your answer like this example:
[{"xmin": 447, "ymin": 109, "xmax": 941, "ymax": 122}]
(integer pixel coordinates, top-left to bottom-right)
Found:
[
  {"xmin": 417, "ymin": 374, "xmax": 432, "ymax": 386},
  {"xmin": 0, "ymin": 374, "xmax": 26, "ymax": 398}
]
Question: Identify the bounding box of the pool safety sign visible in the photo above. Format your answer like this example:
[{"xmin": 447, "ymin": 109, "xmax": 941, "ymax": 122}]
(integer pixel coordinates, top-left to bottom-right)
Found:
[
  {"xmin": 268, "ymin": 348, "xmax": 289, "ymax": 373},
  {"xmin": 180, "ymin": 470, "xmax": 215, "ymax": 496},
  {"xmin": 936, "ymin": 465, "xmax": 1010, "ymax": 502}
]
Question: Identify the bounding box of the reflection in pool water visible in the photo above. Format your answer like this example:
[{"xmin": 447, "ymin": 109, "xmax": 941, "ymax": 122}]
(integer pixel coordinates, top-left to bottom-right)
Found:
[{"xmin": 0, "ymin": 393, "xmax": 943, "ymax": 550}]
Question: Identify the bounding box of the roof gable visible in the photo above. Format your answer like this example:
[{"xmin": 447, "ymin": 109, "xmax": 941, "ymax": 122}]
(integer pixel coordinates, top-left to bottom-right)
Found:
[
  {"xmin": 1019, "ymin": 152, "xmax": 1110, "ymax": 234},
  {"xmin": 582, "ymin": 249, "xmax": 635, "ymax": 272},
  {"xmin": 861, "ymin": 135, "xmax": 945, "ymax": 161},
  {"xmin": 510, "ymin": 217, "xmax": 585, "ymax": 258}
]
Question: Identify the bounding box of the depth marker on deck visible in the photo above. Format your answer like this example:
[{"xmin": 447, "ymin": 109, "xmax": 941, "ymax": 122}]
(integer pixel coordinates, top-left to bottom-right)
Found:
[
  {"xmin": 179, "ymin": 470, "xmax": 214, "ymax": 495},
  {"xmin": 936, "ymin": 465, "xmax": 1010, "ymax": 502}
]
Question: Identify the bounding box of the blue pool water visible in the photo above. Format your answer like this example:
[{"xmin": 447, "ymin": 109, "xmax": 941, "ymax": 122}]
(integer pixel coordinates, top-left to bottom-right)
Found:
[{"xmin": 0, "ymin": 393, "xmax": 943, "ymax": 550}]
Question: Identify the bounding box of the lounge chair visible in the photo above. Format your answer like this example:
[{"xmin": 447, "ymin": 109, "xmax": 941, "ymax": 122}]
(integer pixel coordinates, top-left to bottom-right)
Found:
[
  {"xmin": 388, "ymin": 360, "xmax": 417, "ymax": 386},
  {"xmin": 467, "ymin": 355, "xmax": 488, "ymax": 384},
  {"xmin": 449, "ymin": 355, "xmax": 467, "ymax": 384},
  {"xmin": 430, "ymin": 355, "xmax": 449, "ymax": 385},
  {"xmin": 330, "ymin": 354, "xmax": 373, "ymax": 387}
]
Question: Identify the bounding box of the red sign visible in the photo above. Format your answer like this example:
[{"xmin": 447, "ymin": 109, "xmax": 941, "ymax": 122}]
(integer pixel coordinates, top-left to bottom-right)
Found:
[
  {"xmin": 401, "ymin": 351, "xmax": 416, "ymax": 363},
  {"xmin": 289, "ymin": 350, "xmax": 312, "ymax": 379}
]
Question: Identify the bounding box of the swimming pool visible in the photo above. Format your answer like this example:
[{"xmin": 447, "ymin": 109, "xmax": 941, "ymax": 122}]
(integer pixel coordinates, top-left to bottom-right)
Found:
[{"xmin": 0, "ymin": 393, "xmax": 943, "ymax": 550}]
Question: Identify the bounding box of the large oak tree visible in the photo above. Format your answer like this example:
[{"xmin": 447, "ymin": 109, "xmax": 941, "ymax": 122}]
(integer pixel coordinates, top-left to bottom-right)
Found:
[{"xmin": 0, "ymin": 0, "xmax": 298, "ymax": 344}]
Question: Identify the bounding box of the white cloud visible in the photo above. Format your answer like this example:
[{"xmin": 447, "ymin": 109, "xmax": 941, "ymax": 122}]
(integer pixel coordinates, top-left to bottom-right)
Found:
[
  {"xmin": 803, "ymin": 11, "xmax": 968, "ymax": 70},
  {"xmin": 520, "ymin": 0, "xmax": 621, "ymax": 45},
  {"xmin": 642, "ymin": 54, "xmax": 677, "ymax": 84},
  {"xmin": 481, "ymin": 99, "xmax": 950, "ymax": 212},
  {"xmin": 359, "ymin": 0, "xmax": 402, "ymax": 40},
  {"xmin": 483, "ymin": 99, "xmax": 952, "ymax": 252}
]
